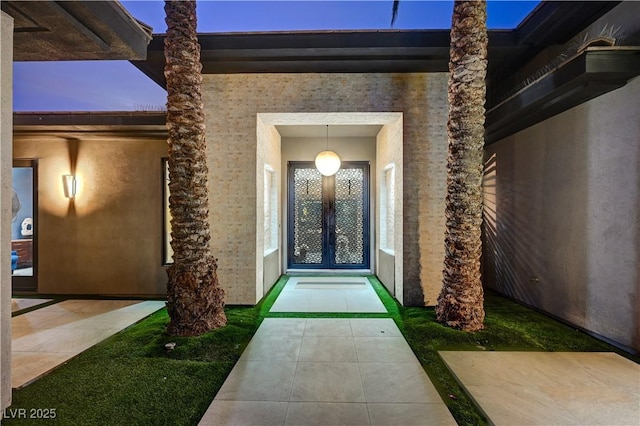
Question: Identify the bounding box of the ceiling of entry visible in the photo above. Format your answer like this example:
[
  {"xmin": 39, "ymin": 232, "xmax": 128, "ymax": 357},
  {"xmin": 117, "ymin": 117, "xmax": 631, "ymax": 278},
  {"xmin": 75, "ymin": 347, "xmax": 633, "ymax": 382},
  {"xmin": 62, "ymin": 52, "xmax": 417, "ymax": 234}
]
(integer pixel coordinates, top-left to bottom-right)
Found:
[{"xmin": 276, "ymin": 124, "xmax": 383, "ymax": 138}]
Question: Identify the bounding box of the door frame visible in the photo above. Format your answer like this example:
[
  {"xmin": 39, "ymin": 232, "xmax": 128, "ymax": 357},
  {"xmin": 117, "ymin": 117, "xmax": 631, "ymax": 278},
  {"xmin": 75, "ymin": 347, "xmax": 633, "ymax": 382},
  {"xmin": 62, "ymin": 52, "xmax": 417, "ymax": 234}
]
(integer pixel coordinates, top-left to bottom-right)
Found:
[
  {"xmin": 12, "ymin": 159, "xmax": 38, "ymax": 292},
  {"xmin": 287, "ymin": 161, "xmax": 370, "ymax": 270}
]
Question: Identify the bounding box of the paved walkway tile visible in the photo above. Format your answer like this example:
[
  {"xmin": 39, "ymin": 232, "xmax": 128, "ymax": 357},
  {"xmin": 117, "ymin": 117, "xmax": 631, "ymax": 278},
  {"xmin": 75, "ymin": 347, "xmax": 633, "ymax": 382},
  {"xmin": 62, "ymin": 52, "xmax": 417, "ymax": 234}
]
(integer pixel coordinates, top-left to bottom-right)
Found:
[
  {"xmin": 200, "ymin": 318, "xmax": 456, "ymax": 425},
  {"xmin": 11, "ymin": 298, "xmax": 53, "ymax": 313},
  {"xmin": 368, "ymin": 403, "xmax": 456, "ymax": 426},
  {"xmin": 440, "ymin": 351, "xmax": 640, "ymax": 425},
  {"xmin": 12, "ymin": 299, "xmax": 164, "ymax": 388},
  {"xmin": 285, "ymin": 402, "xmax": 370, "ymax": 426},
  {"xmin": 199, "ymin": 401, "xmax": 289, "ymax": 426},
  {"xmin": 270, "ymin": 277, "xmax": 386, "ymax": 313},
  {"xmin": 215, "ymin": 361, "xmax": 298, "ymax": 402}
]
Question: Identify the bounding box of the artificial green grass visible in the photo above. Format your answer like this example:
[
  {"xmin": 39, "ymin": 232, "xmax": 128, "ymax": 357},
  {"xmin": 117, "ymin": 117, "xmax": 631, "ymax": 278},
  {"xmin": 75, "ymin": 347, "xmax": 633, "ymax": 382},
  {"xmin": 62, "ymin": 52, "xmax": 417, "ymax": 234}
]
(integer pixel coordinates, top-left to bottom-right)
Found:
[
  {"xmin": 257, "ymin": 274, "xmax": 289, "ymax": 320},
  {"xmin": 6, "ymin": 306, "xmax": 258, "ymax": 426},
  {"xmin": 7, "ymin": 278, "xmax": 639, "ymax": 426}
]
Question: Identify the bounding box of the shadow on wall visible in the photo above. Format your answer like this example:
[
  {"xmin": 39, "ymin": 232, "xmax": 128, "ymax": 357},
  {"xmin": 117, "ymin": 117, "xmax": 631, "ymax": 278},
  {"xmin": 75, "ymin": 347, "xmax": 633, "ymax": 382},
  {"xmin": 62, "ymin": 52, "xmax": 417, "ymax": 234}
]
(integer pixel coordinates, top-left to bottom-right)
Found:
[
  {"xmin": 482, "ymin": 152, "xmax": 544, "ymax": 304},
  {"xmin": 482, "ymin": 120, "xmax": 589, "ymax": 327}
]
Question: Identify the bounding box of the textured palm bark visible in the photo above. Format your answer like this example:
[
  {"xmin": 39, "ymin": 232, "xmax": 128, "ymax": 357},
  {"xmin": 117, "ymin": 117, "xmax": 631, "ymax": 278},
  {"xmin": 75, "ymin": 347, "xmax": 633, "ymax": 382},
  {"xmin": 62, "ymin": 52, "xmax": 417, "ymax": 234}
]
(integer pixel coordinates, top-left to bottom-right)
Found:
[
  {"xmin": 436, "ymin": 0, "xmax": 487, "ymax": 331},
  {"xmin": 164, "ymin": 0, "xmax": 226, "ymax": 336}
]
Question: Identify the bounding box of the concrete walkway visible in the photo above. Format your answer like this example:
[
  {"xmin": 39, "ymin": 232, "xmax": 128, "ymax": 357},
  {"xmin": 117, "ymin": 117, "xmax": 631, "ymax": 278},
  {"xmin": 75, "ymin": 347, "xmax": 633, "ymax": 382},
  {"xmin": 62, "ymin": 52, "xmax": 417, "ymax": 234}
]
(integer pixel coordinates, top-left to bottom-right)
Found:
[
  {"xmin": 440, "ymin": 351, "xmax": 640, "ymax": 425},
  {"xmin": 11, "ymin": 298, "xmax": 52, "ymax": 313},
  {"xmin": 270, "ymin": 277, "xmax": 387, "ymax": 313},
  {"xmin": 199, "ymin": 277, "xmax": 456, "ymax": 426},
  {"xmin": 199, "ymin": 318, "xmax": 456, "ymax": 426},
  {"xmin": 200, "ymin": 276, "xmax": 640, "ymax": 425}
]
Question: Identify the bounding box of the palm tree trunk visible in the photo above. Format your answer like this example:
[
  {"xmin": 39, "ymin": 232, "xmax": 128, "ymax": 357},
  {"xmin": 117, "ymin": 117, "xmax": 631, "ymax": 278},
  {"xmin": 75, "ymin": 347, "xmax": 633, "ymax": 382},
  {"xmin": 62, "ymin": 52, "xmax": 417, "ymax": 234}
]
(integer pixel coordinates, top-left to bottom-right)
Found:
[
  {"xmin": 164, "ymin": 0, "xmax": 226, "ymax": 336},
  {"xmin": 436, "ymin": 0, "xmax": 487, "ymax": 331}
]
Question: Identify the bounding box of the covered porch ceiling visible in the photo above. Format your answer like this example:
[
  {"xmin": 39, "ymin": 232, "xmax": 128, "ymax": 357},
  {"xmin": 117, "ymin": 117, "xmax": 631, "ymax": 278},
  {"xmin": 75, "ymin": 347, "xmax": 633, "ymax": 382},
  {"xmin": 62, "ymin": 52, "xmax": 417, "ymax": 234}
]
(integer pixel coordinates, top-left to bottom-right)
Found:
[{"xmin": 276, "ymin": 125, "xmax": 383, "ymax": 139}]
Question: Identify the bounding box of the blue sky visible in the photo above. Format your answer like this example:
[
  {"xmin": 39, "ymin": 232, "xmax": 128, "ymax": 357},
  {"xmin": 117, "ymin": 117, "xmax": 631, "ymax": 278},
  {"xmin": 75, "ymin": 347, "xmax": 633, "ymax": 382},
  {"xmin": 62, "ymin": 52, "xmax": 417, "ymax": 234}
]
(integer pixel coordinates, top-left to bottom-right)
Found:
[{"xmin": 13, "ymin": 1, "xmax": 539, "ymax": 112}]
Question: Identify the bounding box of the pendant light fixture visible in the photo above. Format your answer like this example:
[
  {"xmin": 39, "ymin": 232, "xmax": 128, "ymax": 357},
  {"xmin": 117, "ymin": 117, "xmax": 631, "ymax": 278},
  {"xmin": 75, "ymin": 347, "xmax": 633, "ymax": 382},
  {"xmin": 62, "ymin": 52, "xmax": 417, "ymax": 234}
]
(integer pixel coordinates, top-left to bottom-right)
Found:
[{"xmin": 315, "ymin": 125, "xmax": 341, "ymax": 176}]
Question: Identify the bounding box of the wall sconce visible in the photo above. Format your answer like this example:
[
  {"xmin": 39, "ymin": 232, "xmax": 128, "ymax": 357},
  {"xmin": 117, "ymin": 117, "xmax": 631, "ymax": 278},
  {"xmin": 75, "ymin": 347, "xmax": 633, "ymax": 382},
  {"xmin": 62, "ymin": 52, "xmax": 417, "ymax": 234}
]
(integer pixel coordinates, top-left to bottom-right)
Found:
[{"xmin": 62, "ymin": 175, "xmax": 76, "ymax": 199}]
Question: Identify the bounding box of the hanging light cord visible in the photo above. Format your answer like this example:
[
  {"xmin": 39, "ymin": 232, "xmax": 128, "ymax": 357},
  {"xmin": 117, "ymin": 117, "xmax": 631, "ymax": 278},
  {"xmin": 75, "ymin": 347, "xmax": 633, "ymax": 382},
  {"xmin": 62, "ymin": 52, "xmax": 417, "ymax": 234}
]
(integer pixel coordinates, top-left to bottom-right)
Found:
[{"xmin": 326, "ymin": 124, "xmax": 329, "ymax": 150}]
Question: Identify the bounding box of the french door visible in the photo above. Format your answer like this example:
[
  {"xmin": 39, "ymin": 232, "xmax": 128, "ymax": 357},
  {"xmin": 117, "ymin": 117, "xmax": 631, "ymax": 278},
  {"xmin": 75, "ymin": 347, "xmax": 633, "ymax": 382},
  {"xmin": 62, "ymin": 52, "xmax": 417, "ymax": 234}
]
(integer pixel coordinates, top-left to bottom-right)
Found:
[
  {"xmin": 287, "ymin": 161, "xmax": 370, "ymax": 269},
  {"xmin": 12, "ymin": 159, "xmax": 38, "ymax": 292}
]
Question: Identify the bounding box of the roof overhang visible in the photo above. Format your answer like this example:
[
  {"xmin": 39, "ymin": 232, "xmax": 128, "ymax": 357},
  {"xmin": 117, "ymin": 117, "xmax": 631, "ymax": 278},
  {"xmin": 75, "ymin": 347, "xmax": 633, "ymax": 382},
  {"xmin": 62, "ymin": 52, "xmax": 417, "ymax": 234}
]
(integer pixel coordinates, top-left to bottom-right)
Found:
[
  {"xmin": 133, "ymin": 30, "xmax": 521, "ymax": 88},
  {"xmin": 132, "ymin": 1, "xmax": 620, "ymax": 89},
  {"xmin": 485, "ymin": 47, "xmax": 640, "ymax": 144},
  {"xmin": 2, "ymin": 1, "xmax": 153, "ymax": 61},
  {"xmin": 13, "ymin": 112, "xmax": 167, "ymax": 140}
]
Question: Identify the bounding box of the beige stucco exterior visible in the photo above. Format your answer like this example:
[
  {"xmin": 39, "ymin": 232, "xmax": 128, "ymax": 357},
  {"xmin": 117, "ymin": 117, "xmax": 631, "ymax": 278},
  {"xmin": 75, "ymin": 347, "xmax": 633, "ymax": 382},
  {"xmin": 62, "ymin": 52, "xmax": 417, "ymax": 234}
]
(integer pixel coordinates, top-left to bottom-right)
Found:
[
  {"xmin": 376, "ymin": 118, "xmax": 404, "ymax": 302},
  {"xmin": 482, "ymin": 1, "xmax": 640, "ymax": 354},
  {"xmin": 256, "ymin": 116, "xmax": 282, "ymax": 297},
  {"xmin": 483, "ymin": 75, "xmax": 640, "ymax": 353},
  {"xmin": 1, "ymin": 10, "xmax": 14, "ymax": 410},
  {"xmin": 202, "ymin": 73, "xmax": 449, "ymax": 306},
  {"xmin": 12, "ymin": 134, "xmax": 167, "ymax": 295}
]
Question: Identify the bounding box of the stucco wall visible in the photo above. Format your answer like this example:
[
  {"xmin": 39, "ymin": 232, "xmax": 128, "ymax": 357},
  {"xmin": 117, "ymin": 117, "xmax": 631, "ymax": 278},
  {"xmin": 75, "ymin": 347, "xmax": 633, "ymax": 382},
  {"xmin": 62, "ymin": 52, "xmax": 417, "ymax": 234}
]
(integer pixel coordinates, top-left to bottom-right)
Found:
[
  {"xmin": 202, "ymin": 73, "xmax": 448, "ymax": 305},
  {"xmin": 1, "ymin": 10, "xmax": 14, "ymax": 411},
  {"xmin": 263, "ymin": 249, "xmax": 279, "ymax": 296},
  {"xmin": 13, "ymin": 134, "xmax": 168, "ymax": 295},
  {"xmin": 376, "ymin": 118, "xmax": 403, "ymax": 301},
  {"xmin": 257, "ymin": 117, "xmax": 282, "ymax": 299},
  {"xmin": 378, "ymin": 249, "xmax": 395, "ymax": 296},
  {"xmin": 483, "ymin": 76, "xmax": 640, "ymax": 352}
]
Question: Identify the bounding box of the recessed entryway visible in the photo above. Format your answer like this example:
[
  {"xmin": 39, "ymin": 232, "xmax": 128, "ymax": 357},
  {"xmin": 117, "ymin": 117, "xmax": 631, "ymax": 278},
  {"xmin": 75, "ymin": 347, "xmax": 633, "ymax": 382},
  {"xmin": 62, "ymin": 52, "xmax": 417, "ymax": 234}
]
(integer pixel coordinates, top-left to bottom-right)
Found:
[{"xmin": 256, "ymin": 112, "xmax": 404, "ymax": 303}]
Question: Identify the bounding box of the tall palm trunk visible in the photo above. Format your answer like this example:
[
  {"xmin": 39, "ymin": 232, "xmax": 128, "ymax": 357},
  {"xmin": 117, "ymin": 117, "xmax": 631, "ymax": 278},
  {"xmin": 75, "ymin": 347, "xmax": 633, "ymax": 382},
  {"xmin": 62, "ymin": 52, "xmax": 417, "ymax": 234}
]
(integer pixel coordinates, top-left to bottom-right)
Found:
[
  {"xmin": 435, "ymin": 0, "xmax": 487, "ymax": 331},
  {"xmin": 164, "ymin": 0, "xmax": 226, "ymax": 336}
]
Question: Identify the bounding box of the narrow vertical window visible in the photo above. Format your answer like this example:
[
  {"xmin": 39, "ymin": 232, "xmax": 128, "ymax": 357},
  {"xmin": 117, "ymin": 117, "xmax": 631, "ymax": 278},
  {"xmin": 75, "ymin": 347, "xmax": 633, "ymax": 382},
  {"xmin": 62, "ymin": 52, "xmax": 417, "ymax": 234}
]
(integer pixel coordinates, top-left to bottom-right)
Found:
[
  {"xmin": 264, "ymin": 166, "xmax": 278, "ymax": 252},
  {"xmin": 381, "ymin": 164, "xmax": 395, "ymax": 252}
]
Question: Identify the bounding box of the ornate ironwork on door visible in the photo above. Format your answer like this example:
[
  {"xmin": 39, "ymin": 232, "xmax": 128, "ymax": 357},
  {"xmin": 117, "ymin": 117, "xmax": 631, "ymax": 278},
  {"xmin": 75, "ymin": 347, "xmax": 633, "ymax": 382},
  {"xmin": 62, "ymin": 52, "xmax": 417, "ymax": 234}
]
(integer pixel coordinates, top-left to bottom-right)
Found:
[
  {"xmin": 334, "ymin": 168, "xmax": 365, "ymax": 265},
  {"xmin": 288, "ymin": 161, "xmax": 369, "ymax": 269},
  {"xmin": 291, "ymin": 167, "xmax": 324, "ymax": 265}
]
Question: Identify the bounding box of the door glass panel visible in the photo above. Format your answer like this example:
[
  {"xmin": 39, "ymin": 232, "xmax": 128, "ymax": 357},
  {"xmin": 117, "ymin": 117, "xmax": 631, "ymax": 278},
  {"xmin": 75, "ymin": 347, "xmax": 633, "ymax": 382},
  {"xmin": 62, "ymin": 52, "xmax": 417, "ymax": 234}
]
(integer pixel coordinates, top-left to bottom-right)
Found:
[
  {"xmin": 334, "ymin": 168, "xmax": 364, "ymax": 265},
  {"xmin": 288, "ymin": 161, "xmax": 369, "ymax": 270},
  {"xmin": 292, "ymin": 168, "xmax": 323, "ymax": 264},
  {"xmin": 12, "ymin": 167, "xmax": 34, "ymax": 277}
]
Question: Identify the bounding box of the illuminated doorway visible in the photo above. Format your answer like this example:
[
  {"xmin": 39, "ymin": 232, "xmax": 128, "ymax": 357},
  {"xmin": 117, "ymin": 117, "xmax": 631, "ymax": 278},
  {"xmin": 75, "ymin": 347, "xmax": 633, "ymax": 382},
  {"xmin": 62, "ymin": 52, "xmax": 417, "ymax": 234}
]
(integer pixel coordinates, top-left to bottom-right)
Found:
[{"xmin": 287, "ymin": 161, "xmax": 370, "ymax": 269}]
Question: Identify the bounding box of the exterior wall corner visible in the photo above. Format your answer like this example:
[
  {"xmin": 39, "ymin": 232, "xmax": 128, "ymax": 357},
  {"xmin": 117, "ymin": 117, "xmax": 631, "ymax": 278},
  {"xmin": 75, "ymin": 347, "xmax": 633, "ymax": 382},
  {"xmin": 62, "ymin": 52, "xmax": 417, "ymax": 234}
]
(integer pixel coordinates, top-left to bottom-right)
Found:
[{"xmin": 1, "ymin": 9, "xmax": 14, "ymax": 410}]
